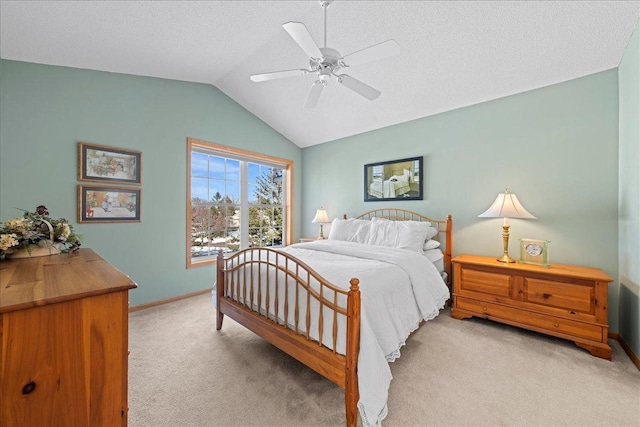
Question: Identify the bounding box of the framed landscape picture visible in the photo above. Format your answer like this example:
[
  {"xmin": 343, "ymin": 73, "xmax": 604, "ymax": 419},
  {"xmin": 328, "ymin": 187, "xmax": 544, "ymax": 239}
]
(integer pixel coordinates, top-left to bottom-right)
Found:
[
  {"xmin": 364, "ymin": 156, "xmax": 423, "ymax": 202},
  {"xmin": 78, "ymin": 185, "xmax": 141, "ymax": 223},
  {"xmin": 78, "ymin": 142, "xmax": 142, "ymax": 184}
]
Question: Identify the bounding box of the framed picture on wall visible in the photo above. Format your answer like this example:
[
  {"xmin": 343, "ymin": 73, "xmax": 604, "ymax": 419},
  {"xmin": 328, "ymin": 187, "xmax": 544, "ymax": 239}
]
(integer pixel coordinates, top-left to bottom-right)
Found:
[
  {"xmin": 78, "ymin": 142, "xmax": 142, "ymax": 185},
  {"xmin": 78, "ymin": 185, "xmax": 141, "ymax": 223},
  {"xmin": 364, "ymin": 156, "xmax": 423, "ymax": 202}
]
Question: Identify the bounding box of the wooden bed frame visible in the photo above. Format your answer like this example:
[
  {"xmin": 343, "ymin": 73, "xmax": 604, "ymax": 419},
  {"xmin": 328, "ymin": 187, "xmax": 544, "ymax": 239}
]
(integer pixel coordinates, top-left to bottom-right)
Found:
[{"xmin": 216, "ymin": 208, "xmax": 452, "ymax": 427}]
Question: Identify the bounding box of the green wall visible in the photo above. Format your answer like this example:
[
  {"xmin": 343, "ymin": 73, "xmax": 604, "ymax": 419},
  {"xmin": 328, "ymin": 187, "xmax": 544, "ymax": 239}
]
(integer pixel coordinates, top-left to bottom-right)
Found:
[
  {"xmin": 302, "ymin": 70, "xmax": 621, "ymax": 331},
  {"xmin": 0, "ymin": 60, "xmax": 302, "ymax": 306},
  {"xmin": 618, "ymin": 20, "xmax": 640, "ymax": 356}
]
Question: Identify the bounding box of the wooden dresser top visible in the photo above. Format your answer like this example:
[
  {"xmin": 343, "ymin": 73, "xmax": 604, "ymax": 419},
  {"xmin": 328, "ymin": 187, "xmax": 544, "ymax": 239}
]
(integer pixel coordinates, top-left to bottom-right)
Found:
[
  {"xmin": 452, "ymin": 254, "xmax": 614, "ymax": 283},
  {"xmin": 0, "ymin": 248, "xmax": 137, "ymax": 313}
]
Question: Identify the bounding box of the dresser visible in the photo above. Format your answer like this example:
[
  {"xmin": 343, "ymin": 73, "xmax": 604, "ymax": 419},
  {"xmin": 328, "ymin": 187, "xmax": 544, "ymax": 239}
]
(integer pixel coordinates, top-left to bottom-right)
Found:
[
  {"xmin": 451, "ymin": 254, "xmax": 612, "ymax": 359},
  {"xmin": 0, "ymin": 248, "xmax": 137, "ymax": 426}
]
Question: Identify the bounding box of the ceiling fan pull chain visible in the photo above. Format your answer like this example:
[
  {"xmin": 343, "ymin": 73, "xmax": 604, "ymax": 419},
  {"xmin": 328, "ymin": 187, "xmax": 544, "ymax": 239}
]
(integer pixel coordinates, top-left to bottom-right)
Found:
[{"xmin": 322, "ymin": 1, "xmax": 329, "ymax": 49}]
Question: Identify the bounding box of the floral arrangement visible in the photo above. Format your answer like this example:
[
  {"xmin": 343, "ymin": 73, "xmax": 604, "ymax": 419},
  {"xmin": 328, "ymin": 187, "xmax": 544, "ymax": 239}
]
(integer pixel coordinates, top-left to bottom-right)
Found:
[{"xmin": 0, "ymin": 205, "xmax": 81, "ymax": 258}]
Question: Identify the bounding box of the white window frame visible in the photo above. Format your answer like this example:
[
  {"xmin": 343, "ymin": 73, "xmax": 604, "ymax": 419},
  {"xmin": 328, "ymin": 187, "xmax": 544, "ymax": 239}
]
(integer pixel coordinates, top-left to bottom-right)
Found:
[{"xmin": 187, "ymin": 138, "xmax": 293, "ymax": 268}]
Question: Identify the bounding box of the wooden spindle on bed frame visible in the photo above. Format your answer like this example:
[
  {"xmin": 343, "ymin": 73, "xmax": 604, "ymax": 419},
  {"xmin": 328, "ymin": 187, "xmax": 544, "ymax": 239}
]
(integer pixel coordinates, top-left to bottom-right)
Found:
[{"xmin": 305, "ymin": 273, "xmax": 311, "ymax": 340}]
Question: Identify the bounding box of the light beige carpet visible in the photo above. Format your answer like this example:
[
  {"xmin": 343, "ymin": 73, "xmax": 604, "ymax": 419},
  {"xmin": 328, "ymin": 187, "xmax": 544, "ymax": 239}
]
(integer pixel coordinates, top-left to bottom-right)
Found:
[{"xmin": 128, "ymin": 293, "xmax": 640, "ymax": 427}]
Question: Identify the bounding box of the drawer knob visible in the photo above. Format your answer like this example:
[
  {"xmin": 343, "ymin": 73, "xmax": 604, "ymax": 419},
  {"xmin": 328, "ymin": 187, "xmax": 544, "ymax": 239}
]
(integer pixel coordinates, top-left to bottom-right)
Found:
[
  {"xmin": 554, "ymin": 323, "xmax": 559, "ymax": 328},
  {"xmin": 22, "ymin": 381, "xmax": 36, "ymax": 395},
  {"xmin": 483, "ymin": 307, "xmax": 487, "ymax": 312}
]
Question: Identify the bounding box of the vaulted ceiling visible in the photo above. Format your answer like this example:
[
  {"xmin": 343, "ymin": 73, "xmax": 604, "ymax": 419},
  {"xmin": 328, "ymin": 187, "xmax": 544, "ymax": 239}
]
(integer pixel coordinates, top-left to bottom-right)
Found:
[{"xmin": 1, "ymin": 1, "xmax": 638, "ymax": 147}]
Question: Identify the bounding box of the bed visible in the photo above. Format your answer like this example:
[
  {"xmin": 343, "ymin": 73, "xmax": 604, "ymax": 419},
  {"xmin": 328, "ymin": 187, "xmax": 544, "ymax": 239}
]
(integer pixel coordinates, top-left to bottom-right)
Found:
[
  {"xmin": 368, "ymin": 169, "xmax": 412, "ymax": 198},
  {"xmin": 215, "ymin": 208, "xmax": 452, "ymax": 427}
]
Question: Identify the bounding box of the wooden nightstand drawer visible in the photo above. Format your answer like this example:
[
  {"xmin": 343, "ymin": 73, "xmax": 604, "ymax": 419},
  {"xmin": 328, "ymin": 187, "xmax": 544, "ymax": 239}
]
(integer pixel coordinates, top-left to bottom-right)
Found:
[
  {"xmin": 459, "ymin": 268, "xmax": 513, "ymax": 298},
  {"xmin": 523, "ymin": 277, "xmax": 594, "ymax": 314},
  {"xmin": 455, "ymin": 297, "xmax": 603, "ymax": 342}
]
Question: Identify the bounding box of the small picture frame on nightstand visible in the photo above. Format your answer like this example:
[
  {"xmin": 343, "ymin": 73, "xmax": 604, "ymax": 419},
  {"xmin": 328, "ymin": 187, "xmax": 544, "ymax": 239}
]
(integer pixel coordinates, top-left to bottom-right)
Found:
[{"xmin": 519, "ymin": 238, "xmax": 551, "ymax": 268}]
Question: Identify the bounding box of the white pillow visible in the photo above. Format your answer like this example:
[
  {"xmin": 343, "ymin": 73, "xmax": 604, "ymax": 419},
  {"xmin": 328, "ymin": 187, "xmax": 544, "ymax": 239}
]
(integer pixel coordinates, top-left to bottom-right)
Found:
[
  {"xmin": 426, "ymin": 226, "xmax": 439, "ymax": 240},
  {"xmin": 365, "ymin": 217, "xmax": 430, "ymax": 253},
  {"xmin": 327, "ymin": 218, "xmax": 371, "ymax": 243},
  {"xmin": 423, "ymin": 239, "xmax": 441, "ymax": 250}
]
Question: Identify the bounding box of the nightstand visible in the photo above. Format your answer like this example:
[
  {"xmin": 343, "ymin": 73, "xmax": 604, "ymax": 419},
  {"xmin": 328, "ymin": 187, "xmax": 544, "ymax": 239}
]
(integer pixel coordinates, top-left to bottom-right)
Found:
[
  {"xmin": 300, "ymin": 237, "xmax": 320, "ymax": 242},
  {"xmin": 451, "ymin": 254, "xmax": 613, "ymax": 359}
]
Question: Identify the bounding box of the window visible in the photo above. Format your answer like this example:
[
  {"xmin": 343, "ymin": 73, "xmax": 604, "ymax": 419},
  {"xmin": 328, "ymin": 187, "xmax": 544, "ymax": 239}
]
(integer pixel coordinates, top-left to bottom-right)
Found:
[{"xmin": 187, "ymin": 138, "xmax": 292, "ymax": 268}]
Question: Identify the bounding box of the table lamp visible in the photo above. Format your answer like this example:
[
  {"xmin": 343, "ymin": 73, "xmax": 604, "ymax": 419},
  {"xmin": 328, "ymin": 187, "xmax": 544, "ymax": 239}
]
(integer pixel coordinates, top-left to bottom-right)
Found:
[
  {"xmin": 312, "ymin": 207, "xmax": 330, "ymax": 239},
  {"xmin": 478, "ymin": 189, "xmax": 536, "ymax": 263}
]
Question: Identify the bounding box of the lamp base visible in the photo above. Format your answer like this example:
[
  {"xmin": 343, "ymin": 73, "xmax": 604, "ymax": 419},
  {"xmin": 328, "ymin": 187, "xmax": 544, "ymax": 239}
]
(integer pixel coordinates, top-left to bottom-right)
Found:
[
  {"xmin": 496, "ymin": 254, "xmax": 516, "ymax": 263},
  {"xmin": 317, "ymin": 223, "xmax": 325, "ymax": 239},
  {"xmin": 496, "ymin": 222, "xmax": 516, "ymax": 263}
]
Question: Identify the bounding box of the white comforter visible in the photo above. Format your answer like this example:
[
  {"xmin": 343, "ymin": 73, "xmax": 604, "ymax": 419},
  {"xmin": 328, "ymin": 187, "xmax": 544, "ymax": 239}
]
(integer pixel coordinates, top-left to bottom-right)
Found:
[{"xmin": 281, "ymin": 240, "xmax": 449, "ymax": 426}]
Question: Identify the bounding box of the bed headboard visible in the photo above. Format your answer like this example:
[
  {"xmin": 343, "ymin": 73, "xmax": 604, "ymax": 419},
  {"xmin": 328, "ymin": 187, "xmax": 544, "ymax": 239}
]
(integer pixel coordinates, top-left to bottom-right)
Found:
[{"xmin": 344, "ymin": 208, "xmax": 453, "ymax": 285}]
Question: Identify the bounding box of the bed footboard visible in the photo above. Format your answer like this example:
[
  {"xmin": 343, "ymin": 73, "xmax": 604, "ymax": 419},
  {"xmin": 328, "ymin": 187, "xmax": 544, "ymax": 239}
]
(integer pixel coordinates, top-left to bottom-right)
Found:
[{"xmin": 216, "ymin": 248, "xmax": 361, "ymax": 427}]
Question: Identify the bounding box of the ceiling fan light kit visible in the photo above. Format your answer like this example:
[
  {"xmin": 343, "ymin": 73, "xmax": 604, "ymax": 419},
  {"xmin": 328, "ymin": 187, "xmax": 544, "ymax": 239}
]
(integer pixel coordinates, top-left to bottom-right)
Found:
[{"xmin": 250, "ymin": 0, "xmax": 400, "ymax": 108}]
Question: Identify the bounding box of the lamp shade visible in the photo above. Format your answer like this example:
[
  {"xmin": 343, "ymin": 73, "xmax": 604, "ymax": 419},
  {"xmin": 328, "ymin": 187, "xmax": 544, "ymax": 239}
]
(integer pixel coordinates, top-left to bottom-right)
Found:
[
  {"xmin": 312, "ymin": 208, "xmax": 330, "ymax": 224},
  {"xmin": 478, "ymin": 190, "xmax": 536, "ymax": 219}
]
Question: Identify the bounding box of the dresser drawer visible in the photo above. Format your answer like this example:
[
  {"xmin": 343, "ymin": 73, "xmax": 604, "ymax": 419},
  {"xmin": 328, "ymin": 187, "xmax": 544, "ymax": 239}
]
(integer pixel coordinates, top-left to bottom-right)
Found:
[
  {"xmin": 456, "ymin": 297, "xmax": 604, "ymax": 343},
  {"xmin": 457, "ymin": 267, "xmax": 513, "ymax": 298},
  {"xmin": 523, "ymin": 277, "xmax": 594, "ymax": 314}
]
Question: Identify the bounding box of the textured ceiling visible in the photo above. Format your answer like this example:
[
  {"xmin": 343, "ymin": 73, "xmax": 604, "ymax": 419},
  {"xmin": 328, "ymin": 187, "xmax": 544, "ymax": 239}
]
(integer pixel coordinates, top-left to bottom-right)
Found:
[{"xmin": 1, "ymin": 1, "xmax": 639, "ymax": 148}]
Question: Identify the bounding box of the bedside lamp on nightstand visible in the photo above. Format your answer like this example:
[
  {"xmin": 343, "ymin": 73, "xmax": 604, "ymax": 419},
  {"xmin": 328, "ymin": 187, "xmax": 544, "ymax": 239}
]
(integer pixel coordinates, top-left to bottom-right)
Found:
[
  {"xmin": 478, "ymin": 188, "xmax": 536, "ymax": 263},
  {"xmin": 312, "ymin": 207, "xmax": 330, "ymax": 240}
]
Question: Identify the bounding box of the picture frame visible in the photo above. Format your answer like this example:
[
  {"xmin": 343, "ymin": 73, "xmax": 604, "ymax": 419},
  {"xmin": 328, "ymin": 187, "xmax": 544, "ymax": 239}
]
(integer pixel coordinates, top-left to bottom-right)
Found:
[
  {"xmin": 78, "ymin": 185, "xmax": 141, "ymax": 223},
  {"xmin": 519, "ymin": 238, "xmax": 551, "ymax": 268},
  {"xmin": 78, "ymin": 142, "xmax": 142, "ymax": 184},
  {"xmin": 364, "ymin": 156, "xmax": 423, "ymax": 202}
]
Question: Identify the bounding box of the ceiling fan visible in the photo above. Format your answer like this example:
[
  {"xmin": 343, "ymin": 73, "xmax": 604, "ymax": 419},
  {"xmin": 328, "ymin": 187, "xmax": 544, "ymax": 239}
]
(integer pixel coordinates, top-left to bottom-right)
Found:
[{"xmin": 250, "ymin": 0, "xmax": 400, "ymax": 108}]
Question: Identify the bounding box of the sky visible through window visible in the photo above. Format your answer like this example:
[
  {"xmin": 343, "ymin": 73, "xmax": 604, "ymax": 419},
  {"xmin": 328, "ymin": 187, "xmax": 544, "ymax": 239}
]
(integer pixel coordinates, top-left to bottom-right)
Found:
[{"xmin": 191, "ymin": 152, "xmax": 240, "ymax": 202}]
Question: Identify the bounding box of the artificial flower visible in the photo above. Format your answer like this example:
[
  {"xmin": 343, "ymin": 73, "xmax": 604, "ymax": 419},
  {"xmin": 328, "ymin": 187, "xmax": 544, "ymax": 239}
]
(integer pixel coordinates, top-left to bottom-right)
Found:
[
  {"xmin": 0, "ymin": 205, "xmax": 81, "ymax": 257},
  {"xmin": 0, "ymin": 233, "xmax": 19, "ymax": 251}
]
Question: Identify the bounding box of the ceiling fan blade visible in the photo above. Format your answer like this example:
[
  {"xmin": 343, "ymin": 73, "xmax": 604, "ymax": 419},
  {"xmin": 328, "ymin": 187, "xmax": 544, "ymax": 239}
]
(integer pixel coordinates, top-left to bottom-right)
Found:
[
  {"xmin": 337, "ymin": 75, "xmax": 381, "ymax": 100},
  {"xmin": 282, "ymin": 22, "xmax": 323, "ymax": 60},
  {"xmin": 341, "ymin": 40, "xmax": 400, "ymax": 67},
  {"xmin": 304, "ymin": 81, "xmax": 325, "ymax": 108},
  {"xmin": 250, "ymin": 69, "xmax": 308, "ymax": 82}
]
